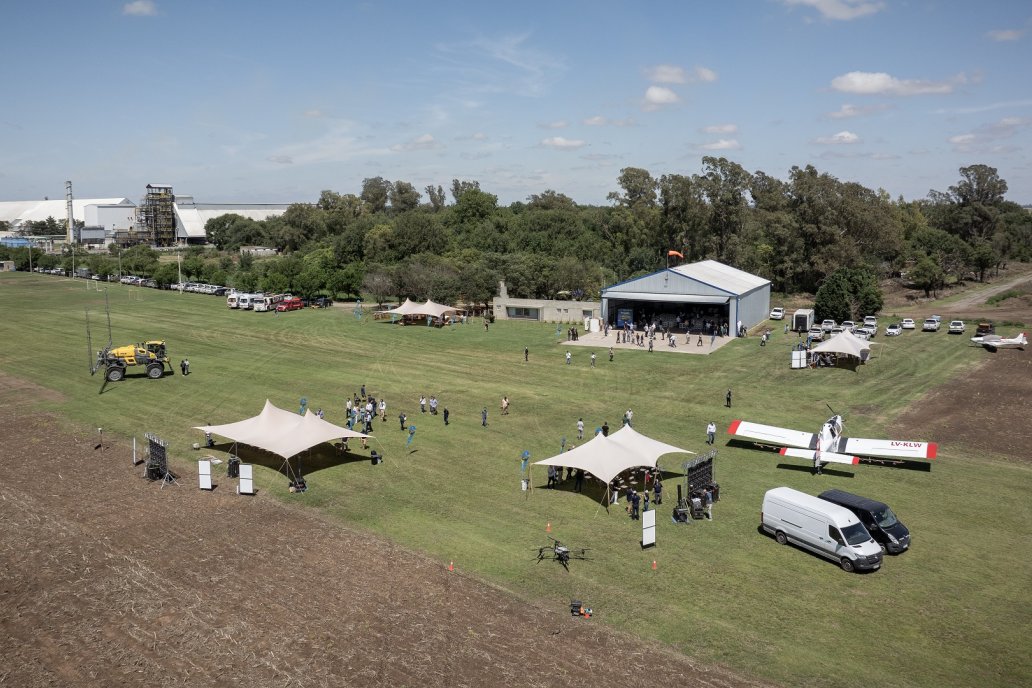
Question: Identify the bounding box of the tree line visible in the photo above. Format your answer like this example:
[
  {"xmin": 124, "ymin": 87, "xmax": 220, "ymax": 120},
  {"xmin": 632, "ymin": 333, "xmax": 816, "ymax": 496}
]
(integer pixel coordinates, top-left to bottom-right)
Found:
[{"xmin": 3, "ymin": 161, "xmax": 1029, "ymax": 306}]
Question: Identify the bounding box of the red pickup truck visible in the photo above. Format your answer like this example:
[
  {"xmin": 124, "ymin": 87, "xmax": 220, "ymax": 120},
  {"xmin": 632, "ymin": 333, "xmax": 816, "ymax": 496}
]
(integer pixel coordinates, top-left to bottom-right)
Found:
[{"xmin": 276, "ymin": 297, "xmax": 304, "ymax": 312}]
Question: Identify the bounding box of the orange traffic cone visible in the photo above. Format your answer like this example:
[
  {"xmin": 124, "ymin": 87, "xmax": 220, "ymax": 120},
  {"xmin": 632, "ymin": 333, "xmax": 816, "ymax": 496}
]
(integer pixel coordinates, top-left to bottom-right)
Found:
[
  {"xmin": 546, "ymin": 522, "xmax": 552, "ymax": 533},
  {"xmin": 651, "ymin": 560, "xmax": 657, "ymax": 571},
  {"xmin": 448, "ymin": 561, "xmax": 454, "ymax": 572}
]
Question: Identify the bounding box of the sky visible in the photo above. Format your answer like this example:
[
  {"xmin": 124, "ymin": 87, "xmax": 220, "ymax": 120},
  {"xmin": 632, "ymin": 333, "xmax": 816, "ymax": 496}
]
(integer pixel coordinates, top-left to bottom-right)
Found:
[{"xmin": 2, "ymin": 1, "xmax": 1030, "ymax": 206}]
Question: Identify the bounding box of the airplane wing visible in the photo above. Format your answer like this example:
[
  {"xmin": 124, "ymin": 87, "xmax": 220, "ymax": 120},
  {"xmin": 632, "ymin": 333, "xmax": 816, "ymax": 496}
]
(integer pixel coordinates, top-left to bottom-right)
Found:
[
  {"xmin": 780, "ymin": 447, "xmax": 859, "ymax": 465},
  {"xmin": 727, "ymin": 420, "xmax": 814, "ymax": 450},
  {"xmin": 839, "ymin": 437, "xmax": 937, "ymax": 460}
]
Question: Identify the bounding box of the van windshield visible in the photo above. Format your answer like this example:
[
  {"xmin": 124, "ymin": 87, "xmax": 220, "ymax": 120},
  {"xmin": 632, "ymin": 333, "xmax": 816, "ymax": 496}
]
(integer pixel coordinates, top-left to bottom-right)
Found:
[
  {"xmin": 873, "ymin": 507, "xmax": 899, "ymax": 529},
  {"xmin": 841, "ymin": 523, "xmax": 872, "ymax": 546}
]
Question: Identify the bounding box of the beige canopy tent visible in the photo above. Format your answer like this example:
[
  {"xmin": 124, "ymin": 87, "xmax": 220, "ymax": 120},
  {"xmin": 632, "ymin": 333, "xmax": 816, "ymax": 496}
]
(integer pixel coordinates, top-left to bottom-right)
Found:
[
  {"xmin": 810, "ymin": 330, "xmax": 872, "ymax": 366},
  {"xmin": 376, "ymin": 297, "xmax": 460, "ymax": 322},
  {"xmin": 194, "ymin": 400, "xmax": 368, "ymax": 484},
  {"xmin": 533, "ymin": 425, "xmax": 695, "ymax": 505}
]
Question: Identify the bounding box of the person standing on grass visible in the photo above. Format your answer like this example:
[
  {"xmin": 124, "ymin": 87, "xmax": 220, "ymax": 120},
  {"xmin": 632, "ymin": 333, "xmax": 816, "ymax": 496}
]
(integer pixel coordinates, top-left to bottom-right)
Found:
[
  {"xmin": 653, "ymin": 478, "xmax": 662, "ymax": 505},
  {"xmin": 566, "ymin": 351, "xmax": 572, "ymax": 365},
  {"xmin": 590, "ymin": 352, "xmax": 596, "ymax": 368},
  {"xmin": 501, "ymin": 396, "xmax": 510, "ymax": 415},
  {"xmin": 443, "ymin": 407, "xmax": 449, "ymax": 425},
  {"xmin": 577, "ymin": 418, "xmax": 584, "ymax": 440},
  {"xmin": 524, "ymin": 346, "xmax": 529, "ymax": 362},
  {"xmin": 609, "ymin": 347, "xmax": 614, "ymax": 362},
  {"xmin": 481, "ymin": 407, "xmax": 488, "ymax": 427},
  {"xmin": 707, "ymin": 421, "xmax": 716, "ymax": 445},
  {"xmin": 705, "ymin": 487, "xmax": 714, "ymax": 520},
  {"xmin": 726, "ymin": 388, "xmax": 733, "ymax": 408},
  {"xmin": 379, "ymin": 398, "xmax": 386, "ymax": 422},
  {"xmin": 419, "ymin": 395, "xmax": 427, "ymax": 413},
  {"xmin": 399, "ymin": 412, "xmax": 407, "ymax": 431}
]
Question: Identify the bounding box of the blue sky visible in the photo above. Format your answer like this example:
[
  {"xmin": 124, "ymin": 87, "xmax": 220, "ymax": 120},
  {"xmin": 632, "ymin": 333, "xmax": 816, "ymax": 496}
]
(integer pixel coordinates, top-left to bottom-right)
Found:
[{"xmin": 2, "ymin": 1, "xmax": 1030, "ymax": 205}]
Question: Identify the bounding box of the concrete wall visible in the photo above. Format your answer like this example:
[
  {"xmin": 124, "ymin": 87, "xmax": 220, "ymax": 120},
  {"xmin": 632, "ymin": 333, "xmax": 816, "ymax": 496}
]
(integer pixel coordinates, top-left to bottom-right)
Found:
[{"xmin": 492, "ymin": 296, "xmax": 601, "ymax": 323}]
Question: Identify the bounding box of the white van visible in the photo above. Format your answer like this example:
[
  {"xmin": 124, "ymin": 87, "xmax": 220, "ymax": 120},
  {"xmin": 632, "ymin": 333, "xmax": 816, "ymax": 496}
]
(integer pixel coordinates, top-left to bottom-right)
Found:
[
  {"xmin": 227, "ymin": 292, "xmax": 241, "ymax": 308},
  {"xmin": 237, "ymin": 293, "xmax": 256, "ymax": 310},
  {"xmin": 761, "ymin": 487, "xmax": 883, "ymax": 572}
]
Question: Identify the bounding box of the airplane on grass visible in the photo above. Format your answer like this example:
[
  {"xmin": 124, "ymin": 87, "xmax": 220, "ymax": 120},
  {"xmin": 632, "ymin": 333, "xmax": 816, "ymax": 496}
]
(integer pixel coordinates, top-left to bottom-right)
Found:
[
  {"xmin": 727, "ymin": 413, "xmax": 937, "ymax": 473},
  {"xmin": 970, "ymin": 332, "xmax": 1026, "ymax": 351}
]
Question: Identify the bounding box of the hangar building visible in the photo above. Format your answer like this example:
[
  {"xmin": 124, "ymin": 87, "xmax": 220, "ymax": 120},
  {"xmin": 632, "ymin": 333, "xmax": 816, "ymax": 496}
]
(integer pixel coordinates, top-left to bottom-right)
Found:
[{"xmin": 601, "ymin": 260, "xmax": 770, "ymax": 332}]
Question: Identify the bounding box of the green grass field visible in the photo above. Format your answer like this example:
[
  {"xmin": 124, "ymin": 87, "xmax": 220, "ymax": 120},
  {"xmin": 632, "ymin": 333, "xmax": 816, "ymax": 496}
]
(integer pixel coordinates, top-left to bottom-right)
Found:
[{"xmin": 2, "ymin": 273, "xmax": 1030, "ymax": 688}]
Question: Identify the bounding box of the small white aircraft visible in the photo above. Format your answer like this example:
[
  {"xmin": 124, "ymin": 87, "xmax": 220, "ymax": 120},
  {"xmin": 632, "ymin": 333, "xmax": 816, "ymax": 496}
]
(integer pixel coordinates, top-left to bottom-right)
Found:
[
  {"xmin": 970, "ymin": 332, "xmax": 1027, "ymax": 351},
  {"xmin": 727, "ymin": 413, "xmax": 937, "ymax": 472}
]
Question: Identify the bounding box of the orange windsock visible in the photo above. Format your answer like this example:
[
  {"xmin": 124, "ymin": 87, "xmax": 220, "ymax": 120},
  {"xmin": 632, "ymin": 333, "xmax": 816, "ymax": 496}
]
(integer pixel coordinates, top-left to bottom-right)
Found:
[{"xmin": 667, "ymin": 250, "xmax": 684, "ymax": 258}]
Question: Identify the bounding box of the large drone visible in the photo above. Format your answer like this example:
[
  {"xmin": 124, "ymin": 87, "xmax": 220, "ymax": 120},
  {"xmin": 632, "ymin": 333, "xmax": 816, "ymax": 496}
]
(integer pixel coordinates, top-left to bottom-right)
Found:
[{"xmin": 534, "ymin": 536, "xmax": 590, "ymax": 571}]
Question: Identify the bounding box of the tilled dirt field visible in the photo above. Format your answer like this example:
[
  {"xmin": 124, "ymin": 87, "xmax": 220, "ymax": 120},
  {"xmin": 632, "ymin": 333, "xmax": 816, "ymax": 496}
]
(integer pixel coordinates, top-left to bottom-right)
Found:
[{"xmin": 0, "ymin": 376, "xmax": 766, "ymax": 688}]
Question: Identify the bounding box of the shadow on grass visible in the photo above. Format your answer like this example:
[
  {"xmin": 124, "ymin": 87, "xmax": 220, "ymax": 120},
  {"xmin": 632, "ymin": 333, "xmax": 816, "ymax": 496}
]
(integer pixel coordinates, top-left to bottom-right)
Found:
[
  {"xmin": 776, "ymin": 462, "xmax": 855, "ymax": 478},
  {"xmin": 211, "ymin": 441, "xmax": 374, "ymax": 478}
]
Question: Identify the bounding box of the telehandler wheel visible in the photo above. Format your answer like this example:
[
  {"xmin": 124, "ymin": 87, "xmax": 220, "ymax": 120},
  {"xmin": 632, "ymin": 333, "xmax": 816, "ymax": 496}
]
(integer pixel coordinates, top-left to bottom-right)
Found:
[
  {"xmin": 105, "ymin": 366, "xmax": 125, "ymax": 382},
  {"xmin": 146, "ymin": 363, "xmax": 164, "ymax": 379}
]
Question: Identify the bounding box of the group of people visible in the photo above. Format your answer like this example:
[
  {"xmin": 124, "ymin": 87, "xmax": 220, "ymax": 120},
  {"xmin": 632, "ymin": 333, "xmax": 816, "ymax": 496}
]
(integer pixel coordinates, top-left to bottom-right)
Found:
[{"xmin": 344, "ymin": 391, "xmax": 384, "ymax": 434}]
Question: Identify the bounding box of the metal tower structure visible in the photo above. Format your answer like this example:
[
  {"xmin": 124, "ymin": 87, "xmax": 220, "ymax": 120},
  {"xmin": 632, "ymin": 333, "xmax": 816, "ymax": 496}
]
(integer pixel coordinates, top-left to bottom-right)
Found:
[{"xmin": 138, "ymin": 184, "xmax": 176, "ymax": 247}]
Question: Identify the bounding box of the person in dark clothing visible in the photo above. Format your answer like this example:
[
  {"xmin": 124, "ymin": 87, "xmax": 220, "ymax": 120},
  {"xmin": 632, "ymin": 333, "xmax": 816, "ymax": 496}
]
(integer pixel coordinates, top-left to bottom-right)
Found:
[
  {"xmin": 601, "ymin": 421, "xmax": 610, "ymax": 437},
  {"xmin": 399, "ymin": 412, "xmax": 407, "ymax": 431},
  {"xmin": 524, "ymin": 346, "xmax": 529, "ymax": 362},
  {"xmin": 481, "ymin": 407, "xmax": 488, "ymax": 427},
  {"xmin": 653, "ymin": 479, "xmax": 663, "ymax": 505},
  {"xmin": 443, "ymin": 407, "xmax": 449, "ymax": 425},
  {"xmin": 361, "ymin": 384, "xmax": 366, "ymax": 398},
  {"xmin": 630, "ymin": 491, "xmax": 641, "ymax": 520},
  {"xmin": 726, "ymin": 388, "xmax": 733, "ymax": 408},
  {"xmin": 574, "ymin": 468, "xmax": 584, "ymax": 492}
]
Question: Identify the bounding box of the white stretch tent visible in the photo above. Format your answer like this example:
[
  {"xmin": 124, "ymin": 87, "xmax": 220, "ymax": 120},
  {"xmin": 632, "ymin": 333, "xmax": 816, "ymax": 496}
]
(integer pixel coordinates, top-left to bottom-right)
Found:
[
  {"xmin": 377, "ymin": 298, "xmax": 459, "ymax": 319},
  {"xmin": 810, "ymin": 330, "xmax": 872, "ymax": 359},
  {"xmin": 194, "ymin": 400, "xmax": 366, "ymax": 460},
  {"xmin": 533, "ymin": 425, "xmax": 695, "ymax": 502}
]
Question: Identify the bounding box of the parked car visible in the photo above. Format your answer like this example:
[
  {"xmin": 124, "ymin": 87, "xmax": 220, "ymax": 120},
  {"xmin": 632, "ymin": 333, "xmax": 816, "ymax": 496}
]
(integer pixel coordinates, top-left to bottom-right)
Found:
[
  {"xmin": 818, "ymin": 489, "xmax": 910, "ymax": 555},
  {"xmin": 863, "ymin": 316, "xmax": 878, "ymax": 328},
  {"xmin": 821, "ymin": 319, "xmax": 836, "ymax": 332},
  {"xmin": 312, "ymin": 296, "xmax": 332, "ymax": 308},
  {"xmin": 276, "ymin": 297, "xmax": 304, "ymax": 312},
  {"xmin": 858, "ymin": 324, "xmax": 878, "ymax": 338},
  {"xmin": 807, "ymin": 327, "xmax": 825, "ymax": 342},
  {"xmin": 948, "ymin": 320, "xmax": 966, "ymax": 334},
  {"xmin": 762, "ymin": 487, "xmax": 883, "ymax": 573},
  {"xmin": 885, "ymin": 323, "xmax": 902, "ymax": 336},
  {"xmin": 901, "ymin": 318, "xmax": 916, "ymax": 330},
  {"xmin": 976, "ymin": 321, "xmax": 995, "ymax": 337},
  {"xmin": 841, "ymin": 320, "xmax": 856, "ymax": 332},
  {"xmin": 853, "ymin": 329, "xmax": 870, "ymax": 341},
  {"xmin": 922, "ymin": 318, "xmax": 940, "ymax": 332},
  {"xmin": 769, "ymin": 307, "xmax": 785, "ymax": 320}
]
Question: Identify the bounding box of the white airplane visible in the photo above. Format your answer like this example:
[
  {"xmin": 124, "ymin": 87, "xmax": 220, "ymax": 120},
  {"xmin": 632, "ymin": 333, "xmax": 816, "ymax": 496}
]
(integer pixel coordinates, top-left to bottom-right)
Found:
[
  {"xmin": 970, "ymin": 332, "xmax": 1026, "ymax": 351},
  {"xmin": 727, "ymin": 414, "xmax": 937, "ymax": 472}
]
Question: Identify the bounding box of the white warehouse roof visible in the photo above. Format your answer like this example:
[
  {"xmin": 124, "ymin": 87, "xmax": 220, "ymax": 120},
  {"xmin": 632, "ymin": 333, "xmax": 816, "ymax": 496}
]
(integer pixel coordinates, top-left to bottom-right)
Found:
[
  {"xmin": 0, "ymin": 198, "xmax": 133, "ymax": 227},
  {"xmin": 669, "ymin": 259, "xmax": 770, "ymax": 295},
  {"xmin": 174, "ymin": 198, "xmax": 294, "ymax": 239}
]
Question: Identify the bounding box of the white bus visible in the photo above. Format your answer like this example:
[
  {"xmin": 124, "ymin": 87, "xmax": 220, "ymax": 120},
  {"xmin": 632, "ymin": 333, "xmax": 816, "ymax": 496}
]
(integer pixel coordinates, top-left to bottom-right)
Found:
[{"xmin": 253, "ymin": 294, "xmax": 286, "ymax": 312}]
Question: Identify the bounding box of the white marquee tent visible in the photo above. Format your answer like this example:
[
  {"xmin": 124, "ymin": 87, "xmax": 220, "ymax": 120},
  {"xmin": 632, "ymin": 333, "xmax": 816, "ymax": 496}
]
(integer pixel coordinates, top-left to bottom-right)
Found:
[
  {"xmin": 377, "ymin": 298, "xmax": 460, "ymax": 320},
  {"xmin": 194, "ymin": 399, "xmax": 367, "ymax": 460},
  {"xmin": 810, "ymin": 330, "xmax": 872, "ymax": 359},
  {"xmin": 533, "ymin": 425, "xmax": 695, "ymax": 500}
]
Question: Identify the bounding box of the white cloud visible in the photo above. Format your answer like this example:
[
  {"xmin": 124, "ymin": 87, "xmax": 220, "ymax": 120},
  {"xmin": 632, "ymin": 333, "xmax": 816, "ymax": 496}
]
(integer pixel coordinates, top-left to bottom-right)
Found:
[
  {"xmin": 645, "ymin": 65, "xmax": 686, "ymax": 84},
  {"xmin": 933, "ymin": 99, "xmax": 1032, "ymax": 115},
  {"xmin": 782, "ymin": 0, "xmax": 885, "ymax": 21},
  {"xmin": 435, "ymin": 33, "xmax": 565, "ymax": 98},
  {"xmin": 948, "ymin": 116, "xmax": 1032, "ymax": 152},
  {"xmin": 303, "ymin": 109, "xmax": 324, "ymax": 118},
  {"xmin": 267, "ymin": 155, "xmax": 293, "ymax": 165},
  {"xmin": 987, "ymin": 29, "xmax": 1024, "ymax": 42},
  {"xmin": 584, "ymin": 115, "xmax": 608, "ymax": 126},
  {"xmin": 701, "ymin": 138, "xmax": 742, "ymax": 151},
  {"xmin": 692, "ymin": 66, "xmax": 718, "ymax": 83},
  {"xmin": 539, "ymin": 120, "xmax": 568, "ymax": 129},
  {"xmin": 391, "ymin": 133, "xmax": 439, "ymax": 152},
  {"xmin": 826, "ymin": 103, "xmax": 890, "ymax": 118},
  {"xmin": 541, "ymin": 136, "xmax": 586, "ymax": 150},
  {"xmin": 830, "ymin": 71, "xmax": 961, "ymax": 96},
  {"xmin": 815, "ymin": 130, "xmax": 861, "ymax": 144},
  {"xmin": 643, "ymin": 86, "xmax": 679, "ymax": 111},
  {"xmin": 123, "ymin": 0, "xmax": 157, "ymax": 16},
  {"xmin": 471, "ymin": 132, "xmax": 488, "ymax": 140},
  {"xmin": 644, "ymin": 64, "xmax": 716, "ymax": 84},
  {"xmin": 702, "ymin": 123, "xmax": 738, "ymax": 134}
]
